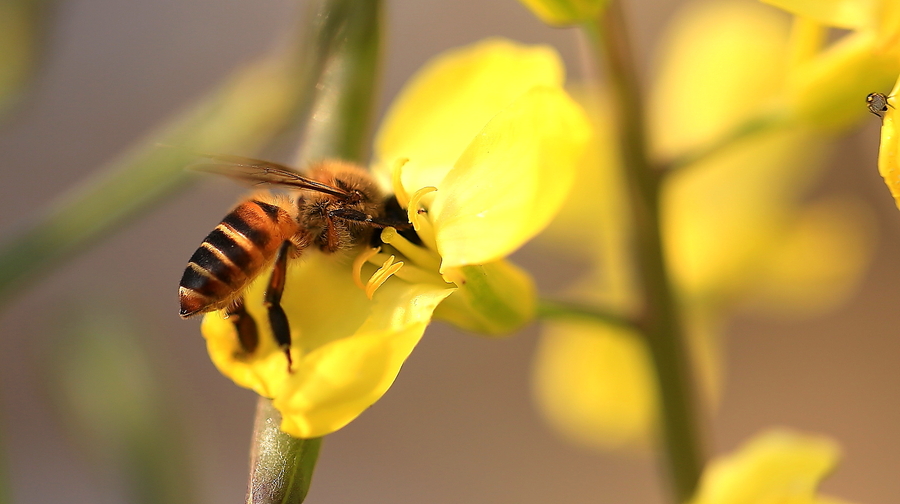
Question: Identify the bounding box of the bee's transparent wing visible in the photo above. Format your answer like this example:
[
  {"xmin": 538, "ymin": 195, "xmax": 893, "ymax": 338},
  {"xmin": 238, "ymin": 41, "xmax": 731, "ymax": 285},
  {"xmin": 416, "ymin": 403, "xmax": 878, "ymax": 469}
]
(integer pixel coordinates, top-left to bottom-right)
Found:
[{"xmin": 190, "ymin": 154, "xmax": 350, "ymax": 198}]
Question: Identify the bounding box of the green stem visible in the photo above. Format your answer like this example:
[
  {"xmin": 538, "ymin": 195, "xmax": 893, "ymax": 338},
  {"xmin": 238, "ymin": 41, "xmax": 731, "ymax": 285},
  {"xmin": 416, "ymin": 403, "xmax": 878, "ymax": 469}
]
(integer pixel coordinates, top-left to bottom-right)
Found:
[
  {"xmin": 536, "ymin": 298, "xmax": 637, "ymax": 331},
  {"xmin": 663, "ymin": 111, "xmax": 787, "ymax": 173},
  {"xmin": 247, "ymin": 398, "xmax": 322, "ymax": 504},
  {"xmin": 246, "ymin": 0, "xmax": 382, "ymax": 502},
  {"xmin": 297, "ymin": 0, "xmax": 382, "ymax": 164},
  {"xmin": 0, "ymin": 60, "xmax": 301, "ymax": 311},
  {"xmin": 585, "ymin": 2, "xmax": 705, "ymax": 502},
  {"xmin": 0, "ymin": 0, "xmax": 55, "ymax": 121}
]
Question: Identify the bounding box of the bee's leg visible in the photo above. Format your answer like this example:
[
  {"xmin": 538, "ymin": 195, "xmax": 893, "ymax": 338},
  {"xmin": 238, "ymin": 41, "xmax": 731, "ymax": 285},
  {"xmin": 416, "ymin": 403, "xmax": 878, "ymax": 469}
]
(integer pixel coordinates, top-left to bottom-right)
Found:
[
  {"xmin": 227, "ymin": 301, "xmax": 259, "ymax": 355},
  {"xmin": 264, "ymin": 241, "xmax": 293, "ymax": 372}
]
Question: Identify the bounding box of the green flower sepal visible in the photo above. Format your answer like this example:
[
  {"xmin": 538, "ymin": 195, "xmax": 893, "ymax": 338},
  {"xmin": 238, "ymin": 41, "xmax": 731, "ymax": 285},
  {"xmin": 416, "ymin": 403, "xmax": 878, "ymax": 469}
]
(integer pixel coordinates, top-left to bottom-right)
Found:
[{"xmin": 434, "ymin": 261, "xmax": 535, "ymax": 336}]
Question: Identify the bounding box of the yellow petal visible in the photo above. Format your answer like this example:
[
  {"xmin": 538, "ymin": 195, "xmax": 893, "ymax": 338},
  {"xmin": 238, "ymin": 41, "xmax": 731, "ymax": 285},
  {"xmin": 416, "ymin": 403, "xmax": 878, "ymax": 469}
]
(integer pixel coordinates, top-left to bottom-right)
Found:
[
  {"xmin": 374, "ymin": 38, "xmax": 564, "ymax": 194},
  {"xmin": 515, "ymin": 0, "xmax": 608, "ymax": 26},
  {"xmin": 532, "ymin": 321, "xmax": 657, "ymax": 450},
  {"xmin": 691, "ymin": 430, "xmax": 841, "ymax": 504},
  {"xmin": 202, "ymin": 254, "xmax": 382, "ymax": 399},
  {"xmin": 430, "ymin": 86, "xmax": 590, "ymax": 268},
  {"xmin": 202, "ymin": 311, "xmax": 289, "ymax": 400},
  {"xmin": 650, "ymin": 0, "xmax": 791, "ymax": 158},
  {"xmin": 275, "ymin": 280, "xmax": 453, "ymax": 438},
  {"xmin": 760, "ymin": 0, "xmax": 878, "ymax": 30},
  {"xmin": 878, "ymin": 77, "xmax": 900, "ymax": 207},
  {"xmin": 202, "ymin": 252, "xmax": 453, "ymax": 438}
]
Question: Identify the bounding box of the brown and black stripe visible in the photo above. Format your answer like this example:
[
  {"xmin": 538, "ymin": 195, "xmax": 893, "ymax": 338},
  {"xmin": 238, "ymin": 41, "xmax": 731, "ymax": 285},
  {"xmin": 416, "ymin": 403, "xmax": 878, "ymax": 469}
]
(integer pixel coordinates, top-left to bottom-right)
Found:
[{"xmin": 179, "ymin": 199, "xmax": 299, "ymax": 318}]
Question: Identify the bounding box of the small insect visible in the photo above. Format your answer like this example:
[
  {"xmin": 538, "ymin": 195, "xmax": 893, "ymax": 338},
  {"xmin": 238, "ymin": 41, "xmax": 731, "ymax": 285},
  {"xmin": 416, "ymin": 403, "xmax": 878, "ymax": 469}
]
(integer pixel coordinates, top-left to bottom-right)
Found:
[
  {"xmin": 867, "ymin": 92, "xmax": 892, "ymax": 118},
  {"xmin": 178, "ymin": 155, "xmax": 411, "ymax": 369}
]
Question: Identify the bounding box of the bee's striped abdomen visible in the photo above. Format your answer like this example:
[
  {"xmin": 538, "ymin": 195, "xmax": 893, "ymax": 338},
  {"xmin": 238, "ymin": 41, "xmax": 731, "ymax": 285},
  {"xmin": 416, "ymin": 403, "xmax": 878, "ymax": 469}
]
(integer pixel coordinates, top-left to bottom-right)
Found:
[{"xmin": 179, "ymin": 199, "xmax": 297, "ymax": 318}]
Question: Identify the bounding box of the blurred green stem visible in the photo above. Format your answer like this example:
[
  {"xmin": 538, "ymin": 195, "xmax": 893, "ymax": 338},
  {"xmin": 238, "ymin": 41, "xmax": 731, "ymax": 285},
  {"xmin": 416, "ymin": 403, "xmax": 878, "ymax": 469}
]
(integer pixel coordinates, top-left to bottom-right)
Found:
[
  {"xmin": 0, "ymin": 0, "xmax": 55, "ymax": 121},
  {"xmin": 0, "ymin": 0, "xmax": 355, "ymax": 311},
  {"xmin": 0, "ymin": 28, "xmax": 329, "ymax": 317},
  {"xmin": 663, "ymin": 111, "xmax": 788, "ymax": 172},
  {"xmin": 247, "ymin": 1, "xmax": 383, "ymax": 503},
  {"xmin": 584, "ymin": 1, "xmax": 705, "ymax": 502},
  {"xmin": 536, "ymin": 298, "xmax": 637, "ymax": 331}
]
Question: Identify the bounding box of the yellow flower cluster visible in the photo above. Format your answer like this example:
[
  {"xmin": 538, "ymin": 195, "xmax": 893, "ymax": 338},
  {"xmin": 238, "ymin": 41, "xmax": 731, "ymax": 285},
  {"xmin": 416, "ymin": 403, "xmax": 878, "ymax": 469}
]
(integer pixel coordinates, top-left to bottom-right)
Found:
[
  {"xmin": 532, "ymin": 0, "xmax": 879, "ymax": 450},
  {"xmin": 691, "ymin": 430, "xmax": 851, "ymax": 504},
  {"xmin": 201, "ymin": 39, "xmax": 590, "ymax": 438},
  {"xmin": 761, "ymin": 1, "xmax": 900, "ymax": 207}
]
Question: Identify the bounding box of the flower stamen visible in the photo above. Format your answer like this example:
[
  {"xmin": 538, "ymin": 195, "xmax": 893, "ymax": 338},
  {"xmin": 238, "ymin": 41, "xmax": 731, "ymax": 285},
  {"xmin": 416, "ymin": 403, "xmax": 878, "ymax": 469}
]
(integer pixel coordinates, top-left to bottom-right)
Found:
[
  {"xmin": 391, "ymin": 158, "xmax": 412, "ymax": 209},
  {"xmin": 380, "ymin": 227, "xmax": 442, "ymax": 271},
  {"xmin": 365, "ymin": 255, "xmax": 405, "ymax": 299},
  {"xmin": 352, "ymin": 246, "xmax": 381, "ymax": 290},
  {"xmin": 369, "ymin": 251, "xmax": 450, "ymax": 287},
  {"xmin": 407, "ymin": 186, "xmax": 439, "ymax": 251}
]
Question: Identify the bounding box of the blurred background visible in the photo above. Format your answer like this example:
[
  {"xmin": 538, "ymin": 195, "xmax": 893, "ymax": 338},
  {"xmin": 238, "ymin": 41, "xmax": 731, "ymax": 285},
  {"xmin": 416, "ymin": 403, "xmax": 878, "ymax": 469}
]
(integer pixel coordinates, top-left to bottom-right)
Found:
[{"xmin": 0, "ymin": 0, "xmax": 898, "ymax": 503}]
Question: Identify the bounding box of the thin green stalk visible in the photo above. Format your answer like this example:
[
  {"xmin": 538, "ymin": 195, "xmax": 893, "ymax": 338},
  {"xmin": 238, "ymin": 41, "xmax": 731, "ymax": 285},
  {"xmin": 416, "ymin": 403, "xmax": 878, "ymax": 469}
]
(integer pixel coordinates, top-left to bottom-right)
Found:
[
  {"xmin": 663, "ymin": 111, "xmax": 788, "ymax": 173},
  {"xmin": 0, "ymin": 0, "xmax": 55, "ymax": 121},
  {"xmin": 584, "ymin": 2, "xmax": 705, "ymax": 501},
  {"xmin": 536, "ymin": 298, "xmax": 638, "ymax": 332},
  {"xmin": 0, "ymin": 0, "xmax": 353, "ymax": 311},
  {"xmin": 0, "ymin": 60, "xmax": 293, "ymax": 310},
  {"xmin": 297, "ymin": 0, "xmax": 382, "ymax": 164},
  {"xmin": 246, "ymin": 1, "xmax": 382, "ymax": 502}
]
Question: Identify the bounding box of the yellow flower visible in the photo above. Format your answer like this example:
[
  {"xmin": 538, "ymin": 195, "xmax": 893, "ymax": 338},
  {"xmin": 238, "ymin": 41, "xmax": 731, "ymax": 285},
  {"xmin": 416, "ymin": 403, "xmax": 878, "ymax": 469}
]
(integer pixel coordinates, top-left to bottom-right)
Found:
[
  {"xmin": 201, "ymin": 38, "xmax": 590, "ymax": 438},
  {"xmin": 515, "ymin": 0, "xmax": 609, "ymax": 26},
  {"xmin": 690, "ymin": 429, "xmax": 852, "ymax": 504},
  {"xmin": 532, "ymin": 0, "xmax": 873, "ymax": 450}
]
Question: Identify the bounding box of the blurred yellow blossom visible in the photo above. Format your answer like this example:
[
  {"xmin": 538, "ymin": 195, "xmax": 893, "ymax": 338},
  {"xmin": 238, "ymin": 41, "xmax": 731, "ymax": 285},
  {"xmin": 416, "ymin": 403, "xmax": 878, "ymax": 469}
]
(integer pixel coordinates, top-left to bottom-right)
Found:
[
  {"xmin": 201, "ymin": 38, "xmax": 590, "ymax": 438},
  {"xmin": 760, "ymin": 0, "xmax": 900, "ymax": 36},
  {"xmin": 690, "ymin": 429, "xmax": 852, "ymax": 504},
  {"xmin": 533, "ymin": 322, "xmax": 657, "ymax": 449},
  {"xmin": 763, "ymin": 0, "xmax": 900, "ymax": 127},
  {"xmin": 532, "ymin": 0, "xmax": 873, "ymax": 449}
]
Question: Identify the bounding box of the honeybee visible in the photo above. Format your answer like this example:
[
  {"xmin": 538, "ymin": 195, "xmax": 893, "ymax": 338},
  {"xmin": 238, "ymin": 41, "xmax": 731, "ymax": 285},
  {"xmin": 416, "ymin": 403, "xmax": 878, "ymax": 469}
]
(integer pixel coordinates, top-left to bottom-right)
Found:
[
  {"xmin": 867, "ymin": 92, "xmax": 892, "ymax": 118},
  {"xmin": 179, "ymin": 154, "xmax": 411, "ymax": 369}
]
